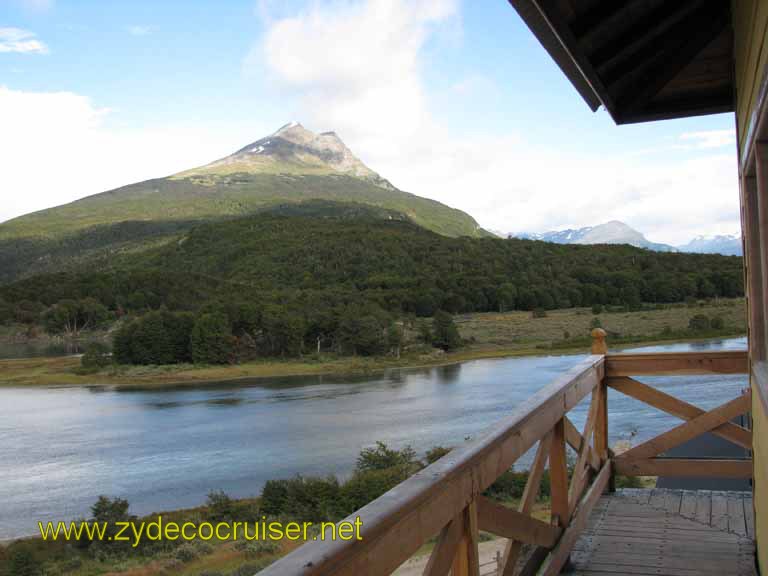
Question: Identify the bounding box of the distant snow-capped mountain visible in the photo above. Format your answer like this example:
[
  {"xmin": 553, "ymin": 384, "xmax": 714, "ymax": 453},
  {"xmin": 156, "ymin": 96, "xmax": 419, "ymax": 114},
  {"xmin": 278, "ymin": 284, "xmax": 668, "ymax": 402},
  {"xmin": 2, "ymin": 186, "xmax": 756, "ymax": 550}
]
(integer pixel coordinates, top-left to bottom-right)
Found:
[
  {"xmin": 513, "ymin": 221, "xmax": 742, "ymax": 256},
  {"xmin": 515, "ymin": 221, "xmax": 676, "ymax": 252},
  {"xmin": 677, "ymin": 235, "xmax": 742, "ymax": 256}
]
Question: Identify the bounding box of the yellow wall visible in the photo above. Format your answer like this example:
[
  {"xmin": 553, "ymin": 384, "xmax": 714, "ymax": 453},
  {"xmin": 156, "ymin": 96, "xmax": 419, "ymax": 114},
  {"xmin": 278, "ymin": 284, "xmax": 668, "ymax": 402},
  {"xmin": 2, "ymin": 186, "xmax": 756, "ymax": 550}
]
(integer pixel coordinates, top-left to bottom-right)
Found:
[
  {"xmin": 734, "ymin": 0, "xmax": 768, "ymax": 151},
  {"xmin": 754, "ymin": 389, "xmax": 768, "ymax": 573},
  {"xmin": 733, "ymin": 0, "xmax": 768, "ymax": 572}
]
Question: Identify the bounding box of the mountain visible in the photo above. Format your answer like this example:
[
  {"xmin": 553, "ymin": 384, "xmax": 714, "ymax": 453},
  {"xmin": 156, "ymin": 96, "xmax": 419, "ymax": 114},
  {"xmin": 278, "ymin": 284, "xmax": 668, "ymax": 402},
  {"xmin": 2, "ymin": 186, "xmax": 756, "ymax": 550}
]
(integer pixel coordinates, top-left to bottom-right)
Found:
[
  {"xmin": 516, "ymin": 221, "xmax": 676, "ymax": 252},
  {"xmin": 678, "ymin": 235, "xmax": 742, "ymax": 256},
  {"xmin": 0, "ymin": 123, "xmax": 487, "ymax": 283}
]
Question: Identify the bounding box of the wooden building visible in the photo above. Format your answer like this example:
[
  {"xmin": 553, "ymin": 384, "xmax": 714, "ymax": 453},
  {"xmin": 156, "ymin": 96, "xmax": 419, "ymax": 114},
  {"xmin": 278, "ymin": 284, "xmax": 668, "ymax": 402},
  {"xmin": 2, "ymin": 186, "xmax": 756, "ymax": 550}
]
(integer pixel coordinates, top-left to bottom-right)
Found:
[{"xmin": 261, "ymin": 2, "xmax": 767, "ymax": 574}]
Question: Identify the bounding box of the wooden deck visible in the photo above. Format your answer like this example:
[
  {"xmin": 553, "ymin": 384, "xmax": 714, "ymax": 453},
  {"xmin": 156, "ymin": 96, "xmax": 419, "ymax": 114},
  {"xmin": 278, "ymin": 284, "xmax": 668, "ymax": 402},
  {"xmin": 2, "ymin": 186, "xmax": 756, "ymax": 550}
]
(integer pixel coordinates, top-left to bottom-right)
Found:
[{"xmin": 571, "ymin": 489, "xmax": 756, "ymax": 576}]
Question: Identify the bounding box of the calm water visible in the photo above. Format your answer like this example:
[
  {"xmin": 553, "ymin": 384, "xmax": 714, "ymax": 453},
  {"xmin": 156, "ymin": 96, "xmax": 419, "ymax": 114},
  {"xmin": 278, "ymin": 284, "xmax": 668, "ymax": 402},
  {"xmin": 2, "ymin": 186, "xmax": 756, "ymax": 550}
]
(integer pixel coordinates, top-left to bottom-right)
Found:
[{"xmin": 0, "ymin": 337, "xmax": 747, "ymax": 539}]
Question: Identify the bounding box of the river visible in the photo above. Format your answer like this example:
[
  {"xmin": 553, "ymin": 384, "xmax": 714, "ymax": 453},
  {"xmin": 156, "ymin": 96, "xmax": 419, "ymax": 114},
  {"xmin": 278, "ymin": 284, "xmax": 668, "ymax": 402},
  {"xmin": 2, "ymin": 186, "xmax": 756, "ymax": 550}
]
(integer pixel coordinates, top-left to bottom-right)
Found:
[{"xmin": 0, "ymin": 337, "xmax": 748, "ymax": 539}]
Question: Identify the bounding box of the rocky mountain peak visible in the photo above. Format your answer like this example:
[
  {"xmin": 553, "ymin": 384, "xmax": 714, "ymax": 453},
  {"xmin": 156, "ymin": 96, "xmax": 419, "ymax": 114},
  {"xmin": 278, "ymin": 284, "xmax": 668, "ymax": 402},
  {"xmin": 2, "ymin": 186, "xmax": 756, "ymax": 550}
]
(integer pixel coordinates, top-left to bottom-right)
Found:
[{"xmin": 194, "ymin": 122, "xmax": 392, "ymax": 187}]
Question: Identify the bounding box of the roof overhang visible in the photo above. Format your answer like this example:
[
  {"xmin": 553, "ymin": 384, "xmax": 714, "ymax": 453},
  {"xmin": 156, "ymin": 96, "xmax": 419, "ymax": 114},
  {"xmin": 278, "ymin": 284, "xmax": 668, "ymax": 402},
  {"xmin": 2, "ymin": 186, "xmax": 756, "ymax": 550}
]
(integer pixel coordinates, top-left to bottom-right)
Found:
[{"xmin": 509, "ymin": 0, "xmax": 734, "ymax": 124}]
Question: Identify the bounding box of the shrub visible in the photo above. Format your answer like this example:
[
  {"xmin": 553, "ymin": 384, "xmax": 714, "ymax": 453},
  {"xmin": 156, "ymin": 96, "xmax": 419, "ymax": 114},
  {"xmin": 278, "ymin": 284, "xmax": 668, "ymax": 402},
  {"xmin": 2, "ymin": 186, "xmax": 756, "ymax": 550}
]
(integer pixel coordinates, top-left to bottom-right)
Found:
[
  {"xmin": 424, "ymin": 446, "xmax": 452, "ymax": 465},
  {"xmin": 615, "ymin": 475, "xmax": 644, "ymax": 489},
  {"xmin": 8, "ymin": 548, "xmax": 39, "ymax": 576},
  {"xmin": 339, "ymin": 467, "xmax": 410, "ymax": 513},
  {"xmin": 191, "ymin": 313, "xmax": 234, "ymax": 364},
  {"xmin": 243, "ymin": 540, "xmax": 280, "ymax": 557},
  {"xmin": 417, "ymin": 322, "xmax": 433, "ymax": 344},
  {"xmin": 484, "ymin": 470, "xmax": 528, "ymax": 500},
  {"xmin": 531, "ymin": 308, "xmax": 547, "ymax": 319},
  {"xmin": 688, "ymin": 314, "xmax": 711, "ymax": 331},
  {"xmin": 259, "ymin": 476, "xmax": 341, "ymax": 522},
  {"xmin": 711, "ymin": 316, "xmax": 725, "ymax": 330},
  {"xmin": 206, "ymin": 490, "xmax": 235, "ymax": 522},
  {"xmin": 356, "ymin": 441, "xmax": 417, "ymax": 473},
  {"xmin": 112, "ymin": 311, "xmax": 194, "ymax": 365},
  {"xmin": 175, "ymin": 543, "xmax": 198, "ymax": 563},
  {"xmin": 591, "ymin": 304, "xmax": 603, "ymax": 315},
  {"xmin": 229, "ymin": 560, "xmax": 273, "ymax": 576},
  {"xmin": 432, "ymin": 311, "xmax": 461, "ymax": 351},
  {"xmin": 80, "ymin": 341, "xmax": 112, "ymax": 371}
]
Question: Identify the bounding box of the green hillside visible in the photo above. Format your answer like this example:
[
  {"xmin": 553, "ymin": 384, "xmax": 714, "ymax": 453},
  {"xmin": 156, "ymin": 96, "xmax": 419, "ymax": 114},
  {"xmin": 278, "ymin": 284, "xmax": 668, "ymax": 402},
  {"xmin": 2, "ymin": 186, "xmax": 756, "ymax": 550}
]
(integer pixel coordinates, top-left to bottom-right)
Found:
[
  {"xmin": 0, "ymin": 123, "xmax": 487, "ymax": 283},
  {"xmin": 0, "ymin": 173, "xmax": 482, "ymax": 241}
]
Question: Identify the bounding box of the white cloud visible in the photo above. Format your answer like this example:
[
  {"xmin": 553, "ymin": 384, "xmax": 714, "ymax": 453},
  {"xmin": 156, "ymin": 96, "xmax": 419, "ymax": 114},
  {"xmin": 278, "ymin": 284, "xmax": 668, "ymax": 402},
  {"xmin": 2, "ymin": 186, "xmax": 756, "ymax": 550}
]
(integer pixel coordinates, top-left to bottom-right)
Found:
[
  {"xmin": 680, "ymin": 129, "xmax": 736, "ymax": 149},
  {"xmin": 126, "ymin": 25, "xmax": 153, "ymax": 36},
  {"xmin": 0, "ymin": 86, "xmax": 261, "ymax": 225},
  {"xmin": 255, "ymin": 0, "xmax": 740, "ymax": 245},
  {"xmin": 0, "ymin": 28, "xmax": 49, "ymax": 54}
]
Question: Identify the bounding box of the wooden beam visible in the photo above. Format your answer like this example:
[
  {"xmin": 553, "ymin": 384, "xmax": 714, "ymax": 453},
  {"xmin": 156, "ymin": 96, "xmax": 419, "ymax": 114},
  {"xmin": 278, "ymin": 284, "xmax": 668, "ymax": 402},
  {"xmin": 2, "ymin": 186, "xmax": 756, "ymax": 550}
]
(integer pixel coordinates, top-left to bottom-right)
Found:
[
  {"xmin": 452, "ymin": 501, "xmax": 479, "ymax": 576},
  {"xmin": 568, "ymin": 392, "xmax": 600, "ymax": 513},
  {"xmin": 605, "ymin": 351, "xmax": 748, "ymax": 377},
  {"xmin": 507, "ymin": 0, "xmax": 602, "ymax": 111},
  {"xmin": 549, "ymin": 419, "xmax": 570, "ymax": 529},
  {"xmin": 523, "ymin": 0, "xmax": 617, "ymax": 111},
  {"xmin": 594, "ymin": 381, "xmax": 609, "ymax": 462},
  {"xmin": 564, "ymin": 417, "xmax": 600, "ymax": 470},
  {"xmin": 607, "ymin": 2, "xmax": 729, "ymax": 112},
  {"xmin": 517, "ymin": 546, "xmax": 551, "ymax": 576},
  {"xmin": 569, "ymin": 0, "xmax": 644, "ymax": 41},
  {"xmin": 540, "ymin": 461, "xmax": 612, "ymax": 576},
  {"xmin": 607, "ymin": 376, "xmax": 752, "ymax": 449},
  {"xmin": 616, "ymin": 392, "xmax": 751, "ymax": 461},
  {"xmin": 591, "ymin": 0, "xmax": 700, "ymax": 70},
  {"xmin": 614, "ymin": 458, "xmax": 752, "ymax": 478},
  {"xmin": 501, "ymin": 433, "xmax": 551, "ymax": 575},
  {"xmin": 476, "ymin": 496, "xmax": 561, "ymax": 547},
  {"xmin": 755, "ymin": 143, "xmax": 768, "ymax": 357},
  {"xmin": 422, "ymin": 514, "xmax": 463, "ymax": 576},
  {"xmin": 742, "ymin": 172, "xmax": 767, "ymax": 363}
]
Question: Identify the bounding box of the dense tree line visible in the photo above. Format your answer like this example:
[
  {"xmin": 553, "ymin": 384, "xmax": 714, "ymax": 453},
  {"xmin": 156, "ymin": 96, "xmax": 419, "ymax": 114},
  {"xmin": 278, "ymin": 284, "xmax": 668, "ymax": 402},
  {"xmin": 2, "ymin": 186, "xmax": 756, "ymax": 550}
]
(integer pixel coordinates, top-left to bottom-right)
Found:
[
  {"xmin": 0, "ymin": 214, "xmax": 744, "ymax": 363},
  {"xmin": 111, "ymin": 302, "xmax": 458, "ymax": 365},
  {"xmin": 0, "ymin": 215, "xmax": 743, "ymax": 317}
]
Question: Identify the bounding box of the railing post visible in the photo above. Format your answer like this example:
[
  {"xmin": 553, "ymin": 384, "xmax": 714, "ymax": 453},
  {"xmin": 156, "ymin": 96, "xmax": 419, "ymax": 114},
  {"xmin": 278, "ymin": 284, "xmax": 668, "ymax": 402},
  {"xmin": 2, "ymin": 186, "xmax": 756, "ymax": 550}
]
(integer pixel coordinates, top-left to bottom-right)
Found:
[
  {"xmin": 452, "ymin": 500, "xmax": 480, "ymax": 576},
  {"xmin": 590, "ymin": 327, "xmax": 607, "ymax": 355},
  {"xmin": 549, "ymin": 418, "xmax": 574, "ymax": 571},
  {"xmin": 591, "ymin": 328, "xmax": 615, "ymax": 492}
]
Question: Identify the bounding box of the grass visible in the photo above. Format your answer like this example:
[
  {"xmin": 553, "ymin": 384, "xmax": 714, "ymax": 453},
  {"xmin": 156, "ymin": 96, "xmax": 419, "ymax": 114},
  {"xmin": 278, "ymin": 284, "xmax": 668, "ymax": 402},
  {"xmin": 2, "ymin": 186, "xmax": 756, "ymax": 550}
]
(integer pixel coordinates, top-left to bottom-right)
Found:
[
  {"xmin": 0, "ymin": 298, "xmax": 746, "ymax": 388},
  {"xmin": 457, "ymin": 298, "xmax": 746, "ymax": 352}
]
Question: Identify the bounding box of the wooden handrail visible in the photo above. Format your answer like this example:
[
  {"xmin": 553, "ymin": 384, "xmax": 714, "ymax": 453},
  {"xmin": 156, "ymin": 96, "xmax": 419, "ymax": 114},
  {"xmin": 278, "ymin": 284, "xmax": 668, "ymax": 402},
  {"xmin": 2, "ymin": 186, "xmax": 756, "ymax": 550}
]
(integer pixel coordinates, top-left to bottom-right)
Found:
[
  {"xmin": 260, "ymin": 355, "xmax": 604, "ymax": 576},
  {"xmin": 260, "ymin": 335, "xmax": 752, "ymax": 576},
  {"xmin": 605, "ymin": 349, "xmax": 748, "ymax": 376}
]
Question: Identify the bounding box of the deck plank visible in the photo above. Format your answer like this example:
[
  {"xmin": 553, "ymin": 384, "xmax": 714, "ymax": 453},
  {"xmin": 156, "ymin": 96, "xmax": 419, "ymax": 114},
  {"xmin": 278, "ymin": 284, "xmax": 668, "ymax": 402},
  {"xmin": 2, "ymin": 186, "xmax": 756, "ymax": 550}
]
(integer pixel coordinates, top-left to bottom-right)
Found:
[
  {"xmin": 745, "ymin": 495, "xmax": 755, "ymax": 538},
  {"xmin": 680, "ymin": 490, "xmax": 697, "ymax": 519},
  {"xmin": 572, "ymin": 489, "xmax": 755, "ymax": 576},
  {"xmin": 712, "ymin": 492, "xmax": 730, "ymax": 532},
  {"xmin": 727, "ymin": 493, "xmax": 747, "ymax": 536},
  {"xmin": 695, "ymin": 490, "xmax": 712, "ymax": 525}
]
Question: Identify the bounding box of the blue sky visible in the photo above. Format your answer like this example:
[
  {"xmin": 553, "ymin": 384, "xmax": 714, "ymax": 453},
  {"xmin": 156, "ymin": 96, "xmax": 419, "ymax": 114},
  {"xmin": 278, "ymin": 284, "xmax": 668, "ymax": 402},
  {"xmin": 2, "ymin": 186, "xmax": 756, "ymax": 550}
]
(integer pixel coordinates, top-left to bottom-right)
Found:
[{"xmin": 0, "ymin": 0, "xmax": 740, "ymax": 244}]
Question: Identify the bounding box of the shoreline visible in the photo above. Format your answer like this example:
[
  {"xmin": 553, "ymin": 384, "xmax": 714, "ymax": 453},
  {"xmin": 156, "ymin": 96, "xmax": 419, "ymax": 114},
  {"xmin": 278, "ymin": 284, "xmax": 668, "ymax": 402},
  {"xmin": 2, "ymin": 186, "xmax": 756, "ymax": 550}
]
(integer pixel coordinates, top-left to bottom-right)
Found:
[{"xmin": 0, "ymin": 332, "xmax": 746, "ymax": 389}]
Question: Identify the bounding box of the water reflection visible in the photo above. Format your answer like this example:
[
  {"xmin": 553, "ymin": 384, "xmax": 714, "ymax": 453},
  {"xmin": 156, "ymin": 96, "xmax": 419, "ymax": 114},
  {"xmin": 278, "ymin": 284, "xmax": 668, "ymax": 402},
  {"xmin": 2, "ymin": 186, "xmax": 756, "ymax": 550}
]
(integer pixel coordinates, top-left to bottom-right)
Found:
[{"xmin": 436, "ymin": 363, "xmax": 462, "ymax": 383}]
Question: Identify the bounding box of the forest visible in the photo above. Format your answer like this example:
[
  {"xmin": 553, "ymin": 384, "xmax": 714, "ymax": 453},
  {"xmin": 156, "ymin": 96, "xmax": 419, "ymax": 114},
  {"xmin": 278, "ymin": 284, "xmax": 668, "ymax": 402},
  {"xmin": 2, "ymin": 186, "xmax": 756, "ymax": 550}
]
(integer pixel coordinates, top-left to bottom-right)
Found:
[{"xmin": 0, "ymin": 212, "xmax": 744, "ymax": 365}]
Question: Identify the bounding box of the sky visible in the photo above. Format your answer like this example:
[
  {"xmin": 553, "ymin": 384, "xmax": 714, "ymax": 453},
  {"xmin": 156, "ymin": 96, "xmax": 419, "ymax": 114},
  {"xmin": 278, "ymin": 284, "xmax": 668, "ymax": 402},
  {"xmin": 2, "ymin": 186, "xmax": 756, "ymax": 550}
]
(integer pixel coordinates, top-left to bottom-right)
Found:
[{"xmin": 0, "ymin": 0, "xmax": 740, "ymax": 245}]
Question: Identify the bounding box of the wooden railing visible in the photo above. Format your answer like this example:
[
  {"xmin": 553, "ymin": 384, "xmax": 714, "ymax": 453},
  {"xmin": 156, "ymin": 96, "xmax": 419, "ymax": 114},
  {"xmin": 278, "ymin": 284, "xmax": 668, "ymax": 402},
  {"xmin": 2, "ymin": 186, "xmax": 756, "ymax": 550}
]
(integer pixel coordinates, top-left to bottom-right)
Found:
[{"xmin": 261, "ymin": 331, "xmax": 751, "ymax": 576}]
